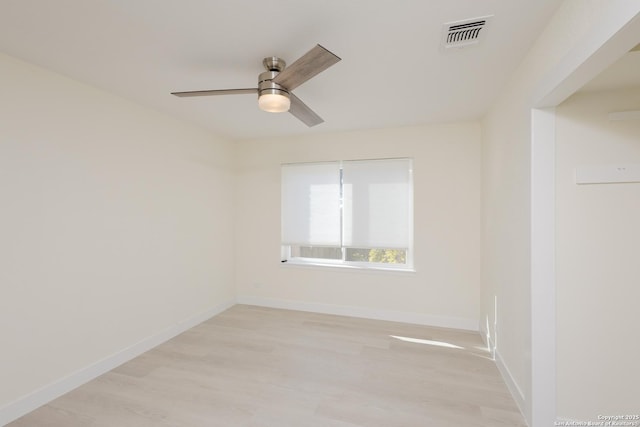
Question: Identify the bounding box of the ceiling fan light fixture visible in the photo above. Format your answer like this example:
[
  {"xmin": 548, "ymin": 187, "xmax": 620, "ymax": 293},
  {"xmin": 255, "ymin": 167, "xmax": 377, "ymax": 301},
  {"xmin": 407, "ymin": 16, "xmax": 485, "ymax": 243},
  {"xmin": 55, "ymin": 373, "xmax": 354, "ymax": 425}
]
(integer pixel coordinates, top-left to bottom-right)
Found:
[{"xmin": 258, "ymin": 90, "xmax": 290, "ymax": 113}]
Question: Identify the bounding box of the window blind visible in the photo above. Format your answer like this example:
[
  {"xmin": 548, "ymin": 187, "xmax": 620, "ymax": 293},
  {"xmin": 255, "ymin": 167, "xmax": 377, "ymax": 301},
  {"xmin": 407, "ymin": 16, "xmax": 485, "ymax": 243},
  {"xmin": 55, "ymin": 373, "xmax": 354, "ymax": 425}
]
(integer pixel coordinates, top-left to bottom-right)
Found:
[
  {"xmin": 342, "ymin": 158, "xmax": 412, "ymax": 249},
  {"xmin": 281, "ymin": 162, "xmax": 341, "ymax": 246},
  {"xmin": 281, "ymin": 158, "xmax": 412, "ymax": 252}
]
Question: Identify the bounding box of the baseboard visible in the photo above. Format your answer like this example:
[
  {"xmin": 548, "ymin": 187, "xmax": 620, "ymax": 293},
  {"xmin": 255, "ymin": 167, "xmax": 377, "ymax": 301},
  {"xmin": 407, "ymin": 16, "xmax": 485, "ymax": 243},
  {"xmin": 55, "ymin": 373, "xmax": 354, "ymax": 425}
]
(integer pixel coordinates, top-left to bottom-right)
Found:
[
  {"xmin": 494, "ymin": 348, "xmax": 527, "ymax": 423},
  {"xmin": 0, "ymin": 298, "xmax": 235, "ymax": 426},
  {"xmin": 236, "ymin": 296, "xmax": 479, "ymax": 331}
]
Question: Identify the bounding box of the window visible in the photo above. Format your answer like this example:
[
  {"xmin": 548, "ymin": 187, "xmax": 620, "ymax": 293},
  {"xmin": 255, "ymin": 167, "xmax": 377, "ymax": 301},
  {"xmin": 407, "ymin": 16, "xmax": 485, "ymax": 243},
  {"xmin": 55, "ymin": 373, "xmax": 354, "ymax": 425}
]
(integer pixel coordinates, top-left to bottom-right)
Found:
[{"xmin": 281, "ymin": 158, "xmax": 413, "ymax": 270}]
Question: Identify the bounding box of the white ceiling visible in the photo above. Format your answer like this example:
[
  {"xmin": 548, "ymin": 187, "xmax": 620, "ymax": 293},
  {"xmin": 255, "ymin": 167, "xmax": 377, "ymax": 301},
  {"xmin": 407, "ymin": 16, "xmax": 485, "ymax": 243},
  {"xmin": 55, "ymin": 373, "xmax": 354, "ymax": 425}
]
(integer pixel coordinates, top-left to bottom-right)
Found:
[{"xmin": 0, "ymin": 0, "xmax": 563, "ymax": 140}]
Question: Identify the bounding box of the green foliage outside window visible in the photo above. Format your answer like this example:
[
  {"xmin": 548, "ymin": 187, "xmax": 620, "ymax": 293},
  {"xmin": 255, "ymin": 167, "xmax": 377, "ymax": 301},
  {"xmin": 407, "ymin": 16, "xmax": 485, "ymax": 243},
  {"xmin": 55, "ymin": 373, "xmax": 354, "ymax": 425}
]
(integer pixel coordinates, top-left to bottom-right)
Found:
[{"xmin": 346, "ymin": 248, "xmax": 406, "ymax": 264}]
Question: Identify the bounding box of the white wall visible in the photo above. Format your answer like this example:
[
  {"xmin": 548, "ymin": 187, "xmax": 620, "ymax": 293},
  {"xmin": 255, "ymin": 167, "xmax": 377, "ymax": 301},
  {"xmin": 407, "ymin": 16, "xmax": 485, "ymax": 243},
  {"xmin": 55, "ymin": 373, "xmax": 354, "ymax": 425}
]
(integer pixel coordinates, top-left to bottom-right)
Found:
[
  {"xmin": 482, "ymin": 91, "xmax": 532, "ymax": 412},
  {"xmin": 235, "ymin": 123, "xmax": 482, "ymax": 329},
  {"xmin": 0, "ymin": 53, "xmax": 235, "ymax": 418},
  {"xmin": 555, "ymin": 87, "xmax": 640, "ymax": 420}
]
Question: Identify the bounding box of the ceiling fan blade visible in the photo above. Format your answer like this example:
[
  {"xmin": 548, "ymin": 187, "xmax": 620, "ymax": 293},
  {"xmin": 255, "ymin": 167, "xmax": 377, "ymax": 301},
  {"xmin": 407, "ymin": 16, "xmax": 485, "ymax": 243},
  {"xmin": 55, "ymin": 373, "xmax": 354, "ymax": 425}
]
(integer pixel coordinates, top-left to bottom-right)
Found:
[
  {"xmin": 171, "ymin": 88, "xmax": 257, "ymax": 97},
  {"xmin": 273, "ymin": 44, "xmax": 341, "ymax": 91},
  {"xmin": 289, "ymin": 93, "xmax": 324, "ymax": 127}
]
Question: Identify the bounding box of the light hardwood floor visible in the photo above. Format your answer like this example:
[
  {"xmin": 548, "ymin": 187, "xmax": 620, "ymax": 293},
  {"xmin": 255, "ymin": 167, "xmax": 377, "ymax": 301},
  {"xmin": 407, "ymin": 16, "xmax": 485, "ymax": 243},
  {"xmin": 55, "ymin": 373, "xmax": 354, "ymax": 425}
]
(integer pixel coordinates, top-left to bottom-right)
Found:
[{"xmin": 9, "ymin": 305, "xmax": 526, "ymax": 426}]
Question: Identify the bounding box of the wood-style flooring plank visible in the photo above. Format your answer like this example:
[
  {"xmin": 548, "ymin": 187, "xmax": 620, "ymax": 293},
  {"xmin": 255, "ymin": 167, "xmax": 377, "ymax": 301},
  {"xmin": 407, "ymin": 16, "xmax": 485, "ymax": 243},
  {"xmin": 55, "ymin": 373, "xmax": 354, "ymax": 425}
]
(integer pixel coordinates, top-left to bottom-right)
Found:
[{"xmin": 8, "ymin": 305, "xmax": 526, "ymax": 426}]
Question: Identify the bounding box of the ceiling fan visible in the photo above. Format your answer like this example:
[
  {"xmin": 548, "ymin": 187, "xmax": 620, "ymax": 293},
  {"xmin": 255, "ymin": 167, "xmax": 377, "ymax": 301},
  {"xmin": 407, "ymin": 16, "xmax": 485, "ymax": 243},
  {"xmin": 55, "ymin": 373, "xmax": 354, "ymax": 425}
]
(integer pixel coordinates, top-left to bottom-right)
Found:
[{"xmin": 171, "ymin": 44, "xmax": 341, "ymax": 127}]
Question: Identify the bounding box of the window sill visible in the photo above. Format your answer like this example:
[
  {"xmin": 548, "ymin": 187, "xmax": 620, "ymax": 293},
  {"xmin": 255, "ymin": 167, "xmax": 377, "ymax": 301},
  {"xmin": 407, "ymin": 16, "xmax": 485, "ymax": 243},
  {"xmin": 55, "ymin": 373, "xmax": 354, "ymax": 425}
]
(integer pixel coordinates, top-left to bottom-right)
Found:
[{"xmin": 280, "ymin": 260, "xmax": 416, "ymax": 275}]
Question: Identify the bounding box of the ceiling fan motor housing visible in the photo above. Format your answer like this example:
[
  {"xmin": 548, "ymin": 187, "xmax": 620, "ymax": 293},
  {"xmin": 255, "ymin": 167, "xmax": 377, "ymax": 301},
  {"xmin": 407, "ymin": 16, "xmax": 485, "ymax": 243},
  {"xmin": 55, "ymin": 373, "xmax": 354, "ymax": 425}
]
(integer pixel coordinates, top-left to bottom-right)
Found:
[
  {"xmin": 258, "ymin": 58, "xmax": 290, "ymax": 112},
  {"xmin": 258, "ymin": 69, "xmax": 289, "ymax": 99}
]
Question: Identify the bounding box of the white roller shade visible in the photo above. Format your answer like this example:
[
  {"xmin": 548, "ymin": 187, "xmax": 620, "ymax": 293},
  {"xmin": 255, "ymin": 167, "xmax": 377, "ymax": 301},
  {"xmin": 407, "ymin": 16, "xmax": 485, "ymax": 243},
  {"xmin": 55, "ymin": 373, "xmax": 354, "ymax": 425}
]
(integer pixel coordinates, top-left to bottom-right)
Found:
[
  {"xmin": 281, "ymin": 162, "xmax": 341, "ymax": 246},
  {"xmin": 342, "ymin": 158, "xmax": 412, "ymax": 249}
]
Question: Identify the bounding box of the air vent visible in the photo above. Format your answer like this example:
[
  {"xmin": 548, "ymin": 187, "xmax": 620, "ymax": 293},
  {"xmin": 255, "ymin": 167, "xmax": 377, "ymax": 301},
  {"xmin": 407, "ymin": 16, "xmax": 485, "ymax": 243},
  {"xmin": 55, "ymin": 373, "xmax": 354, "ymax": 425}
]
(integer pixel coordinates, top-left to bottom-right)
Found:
[{"xmin": 441, "ymin": 16, "xmax": 492, "ymax": 50}]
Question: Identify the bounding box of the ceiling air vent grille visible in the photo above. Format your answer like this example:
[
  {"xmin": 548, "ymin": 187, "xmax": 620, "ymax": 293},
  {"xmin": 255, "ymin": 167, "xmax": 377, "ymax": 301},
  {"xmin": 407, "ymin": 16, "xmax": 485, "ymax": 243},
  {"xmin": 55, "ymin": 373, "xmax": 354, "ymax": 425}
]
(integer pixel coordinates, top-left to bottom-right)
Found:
[{"xmin": 442, "ymin": 16, "xmax": 492, "ymax": 49}]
